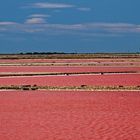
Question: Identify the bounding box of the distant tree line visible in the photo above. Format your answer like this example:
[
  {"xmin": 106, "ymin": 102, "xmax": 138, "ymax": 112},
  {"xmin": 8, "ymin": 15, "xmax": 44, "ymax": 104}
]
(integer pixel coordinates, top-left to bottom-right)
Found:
[{"xmin": 19, "ymin": 52, "xmax": 67, "ymax": 55}]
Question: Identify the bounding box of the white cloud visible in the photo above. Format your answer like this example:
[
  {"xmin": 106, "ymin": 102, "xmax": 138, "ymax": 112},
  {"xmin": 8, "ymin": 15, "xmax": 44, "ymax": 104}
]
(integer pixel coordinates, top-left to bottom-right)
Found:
[
  {"xmin": 1, "ymin": 21, "xmax": 140, "ymax": 36},
  {"xmin": 77, "ymin": 7, "xmax": 91, "ymax": 11},
  {"xmin": 25, "ymin": 18, "xmax": 46, "ymax": 24},
  {"xmin": 29, "ymin": 14, "xmax": 51, "ymax": 18},
  {"xmin": 0, "ymin": 22, "xmax": 17, "ymax": 25},
  {"xmin": 31, "ymin": 2, "xmax": 74, "ymax": 9}
]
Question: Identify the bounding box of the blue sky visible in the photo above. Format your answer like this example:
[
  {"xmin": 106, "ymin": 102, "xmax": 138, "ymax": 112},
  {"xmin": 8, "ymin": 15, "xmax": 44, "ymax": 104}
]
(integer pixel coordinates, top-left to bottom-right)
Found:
[{"xmin": 0, "ymin": 0, "xmax": 140, "ymax": 53}]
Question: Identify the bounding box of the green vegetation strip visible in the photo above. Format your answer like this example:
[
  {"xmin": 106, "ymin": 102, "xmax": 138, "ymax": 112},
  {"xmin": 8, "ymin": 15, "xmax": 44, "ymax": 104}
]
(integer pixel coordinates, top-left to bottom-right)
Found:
[{"xmin": 0, "ymin": 85, "xmax": 140, "ymax": 91}]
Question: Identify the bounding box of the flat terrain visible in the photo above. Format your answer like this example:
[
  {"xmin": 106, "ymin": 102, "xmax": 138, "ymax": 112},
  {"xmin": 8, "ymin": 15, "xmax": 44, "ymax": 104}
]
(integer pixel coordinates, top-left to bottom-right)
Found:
[
  {"xmin": 0, "ymin": 66, "xmax": 140, "ymax": 73},
  {"xmin": 0, "ymin": 58, "xmax": 140, "ymax": 63},
  {"xmin": 0, "ymin": 54, "xmax": 140, "ymax": 140},
  {"xmin": 0, "ymin": 91, "xmax": 140, "ymax": 140},
  {"xmin": 0, "ymin": 74, "xmax": 140, "ymax": 86}
]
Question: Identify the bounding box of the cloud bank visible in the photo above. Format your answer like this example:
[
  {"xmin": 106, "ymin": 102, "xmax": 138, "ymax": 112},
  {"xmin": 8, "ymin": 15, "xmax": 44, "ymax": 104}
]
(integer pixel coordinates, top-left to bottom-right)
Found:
[
  {"xmin": 1, "ymin": 21, "xmax": 140, "ymax": 36},
  {"xmin": 30, "ymin": 2, "xmax": 74, "ymax": 9},
  {"xmin": 29, "ymin": 14, "xmax": 51, "ymax": 18}
]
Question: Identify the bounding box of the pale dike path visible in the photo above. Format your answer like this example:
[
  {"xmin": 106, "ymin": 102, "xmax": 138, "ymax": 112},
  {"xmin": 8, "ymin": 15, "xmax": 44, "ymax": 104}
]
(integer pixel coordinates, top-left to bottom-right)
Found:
[{"xmin": 0, "ymin": 91, "xmax": 140, "ymax": 140}]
